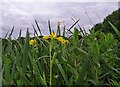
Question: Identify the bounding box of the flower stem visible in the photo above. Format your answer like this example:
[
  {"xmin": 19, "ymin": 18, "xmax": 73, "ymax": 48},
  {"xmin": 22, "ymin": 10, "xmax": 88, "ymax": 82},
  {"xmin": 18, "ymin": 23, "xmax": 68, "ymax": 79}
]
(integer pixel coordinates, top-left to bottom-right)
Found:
[{"xmin": 49, "ymin": 39, "xmax": 53, "ymax": 86}]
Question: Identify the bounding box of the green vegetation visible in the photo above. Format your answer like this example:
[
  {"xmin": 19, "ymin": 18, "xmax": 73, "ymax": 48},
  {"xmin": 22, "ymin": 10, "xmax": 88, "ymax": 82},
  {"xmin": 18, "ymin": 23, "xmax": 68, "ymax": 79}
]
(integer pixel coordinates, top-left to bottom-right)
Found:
[
  {"xmin": 1, "ymin": 9, "xmax": 120, "ymax": 86},
  {"xmin": 92, "ymin": 8, "xmax": 120, "ymax": 38}
]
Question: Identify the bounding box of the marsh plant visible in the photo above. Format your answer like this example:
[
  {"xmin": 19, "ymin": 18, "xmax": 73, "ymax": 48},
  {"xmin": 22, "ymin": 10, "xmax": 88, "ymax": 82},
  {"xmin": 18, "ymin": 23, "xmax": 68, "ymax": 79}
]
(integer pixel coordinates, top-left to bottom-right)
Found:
[{"xmin": 1, "ymin": 20, "xmax": 120, "ymax": 86}]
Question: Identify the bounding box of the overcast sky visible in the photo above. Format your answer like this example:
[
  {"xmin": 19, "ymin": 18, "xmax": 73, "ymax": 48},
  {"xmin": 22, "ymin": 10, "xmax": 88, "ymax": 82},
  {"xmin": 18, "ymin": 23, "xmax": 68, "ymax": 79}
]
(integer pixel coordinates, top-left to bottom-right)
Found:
[{"xmin": 1, "ymin": 0, "xmax": 119, "ymax": 38}]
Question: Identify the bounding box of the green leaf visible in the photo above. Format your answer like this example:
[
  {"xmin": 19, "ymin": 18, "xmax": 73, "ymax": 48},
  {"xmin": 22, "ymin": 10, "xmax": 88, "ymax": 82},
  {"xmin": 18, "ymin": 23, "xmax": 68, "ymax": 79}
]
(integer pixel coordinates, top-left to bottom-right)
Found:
[
  {"xmin": 4, "ymin": 31, "xmax": 9, "ymax": 39},
  {"xmin": 9, "ymin": 26, "xmax": 14, "ymax": 37},
  {"xmin": 55, "ymin": 59, "xmax": 67, "ymax": 84},
  {"xmin": 19, "ymin": 29, "xmax": 22, "ymax": 38},
  {"xmin": 88, "ymin": 79, "xmax": 97, "ymax": 85},
  {"xmin": 22, "ymin": 29, "xmax": 30, "ymax": 75},
  {"xmin": 73, "ymin": 27, "xmax": 79, "ymax": 42},
  {"xmin": 48, "ymin": 20, "xmax": 52, "ymax": 34},
  {"xmin": 35, "ymin": 19, "xmax": 42, "ymax": 35},
  {"xmin": 75, "ymin": 47, "xmax": 88, "ymax": 55},
  {"xmin": 63, "ymin": 25, "xmax": 66, "ymax": 37},
  {"xmin": 68, "ymin": 19, "xmax": 80, "ymax": 31},
  {"xmin": 108, "ymin": 21, "xmax": 120, "ymax": 39},
  {"xmin": 16, "ymin": 67, "xmax": 32, "ymax": 85},
  {"xmin": 51, "ymin": 52, "xmax": 57, "ymax": 66},
  {"xmin": 57, "ymin": 24, "xmax": 61, "ymax": 36},
  {"xmin": 39, "ymin": 72, "xmax": 47, "ymax": 86},
  {"xmin": 32, "ymin": 25, "xmax": 39, "ymax": 36},
  {"xmin": 35, "ymin": 55, "xmax": 49, "ymax": 62},
  {"xmin": 71, "ymin": 18, "xmax": 85, "ymax": 36},
  {"xmin": 4, "ymin": 58, "xmax": 11, "ymax": 84},
  {"xmin": 0, "ymin": 69, "xmax": 3, "ymax": 86}
]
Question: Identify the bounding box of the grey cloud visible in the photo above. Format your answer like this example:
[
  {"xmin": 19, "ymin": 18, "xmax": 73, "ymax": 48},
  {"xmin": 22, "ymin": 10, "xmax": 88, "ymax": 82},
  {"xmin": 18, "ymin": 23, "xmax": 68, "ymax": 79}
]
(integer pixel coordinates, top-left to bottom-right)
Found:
[{"xmin": 1, "ymin": 2, "xmax": 118, "ymax": 38}]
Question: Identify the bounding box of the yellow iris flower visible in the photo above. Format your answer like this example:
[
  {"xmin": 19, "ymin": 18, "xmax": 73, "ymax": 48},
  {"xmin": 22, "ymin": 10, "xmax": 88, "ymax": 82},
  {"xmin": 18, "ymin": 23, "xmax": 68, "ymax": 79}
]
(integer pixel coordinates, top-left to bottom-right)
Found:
[
  {"xmin": 29, "ymin": 39, "xmax": 36, "ymax": 46},
  {"xmin": 65, "ymin": 40, "xmax": 69, "ymax": 44},
  {"xmin": 56, "ymin": 37, "xmax": 69, "ymax": 44},
  {"xmin": 50, "ymin": 32, "xmax": 56, "ymax": 38},
  {"xmin": 43, "ymin": 36, "xmax": 50, "ymax": 40},
  {"xmin": 61, "ymin": 40, "xmax": 69, "ymax": 44},
  {"xmin": 60, "ymin": 40, "xmax": 66, "ymax": 44},
  {"xmin": 55, "ymin": 37, "xmax": 64, "ymax": 42},
  {"xmin": 42, "ymin": 32, "xmax": 56, "ymax": 40},
  {"xmin": 42, "ymin": 32, "xmax": 69, "ymax": 44}
]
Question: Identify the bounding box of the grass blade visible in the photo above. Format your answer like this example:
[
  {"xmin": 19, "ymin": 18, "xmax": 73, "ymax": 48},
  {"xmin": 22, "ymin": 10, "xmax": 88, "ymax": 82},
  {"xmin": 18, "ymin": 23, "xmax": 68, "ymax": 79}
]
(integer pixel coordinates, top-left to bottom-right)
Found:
[
  {"xmin": 108, "ymin": 21, "xmax": 120, "ymax": 39},
  {"xmin": 4, "ymin": 31, "xmax": 9, "ymax": 39},
  {"xmin": 9, "ymin": 26, "xmax": 14, "ymax": 37},
  {"xmin": 71, "ymin": 18, "xmax": 85, "ymax": 36},
  {"xmin": 55, "ymin": 59, "xmax": 67, "ymax": 84},
  {"xmin": 35, "ymin": 19, "xmax": 42, "ymax": 35},
  {"xmin": 22, "ymin": 28, "xmax": 30, "ymax": 75},
  {"xmin": 32, "ymin": 25, "xmax": 39, "ymax": 36},
  {"xmin": 63, "ymin": 25, "xmax": 66, "ymax": 37},
  {"xmin": 48, "ymin": 20, "xmax": 52, "ymax": 34},
  {"xmin": 16, "ymin": 67, "xmax": 32, "ymax": 85},
  {"xmin": 19, "ymin": 29, "xmax": 22, "ymax": 38},
  {"xmin": 68, "ymin": 19, "xmax": 80, "ymax": 31}
]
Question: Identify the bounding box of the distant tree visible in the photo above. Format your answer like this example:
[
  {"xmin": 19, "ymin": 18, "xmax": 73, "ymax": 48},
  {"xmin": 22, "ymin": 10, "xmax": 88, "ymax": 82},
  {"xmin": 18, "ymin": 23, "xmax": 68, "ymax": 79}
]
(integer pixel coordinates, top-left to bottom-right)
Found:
[{"xmin": 91, "ymin": 8, "xmax": 120, "ymax": 38}]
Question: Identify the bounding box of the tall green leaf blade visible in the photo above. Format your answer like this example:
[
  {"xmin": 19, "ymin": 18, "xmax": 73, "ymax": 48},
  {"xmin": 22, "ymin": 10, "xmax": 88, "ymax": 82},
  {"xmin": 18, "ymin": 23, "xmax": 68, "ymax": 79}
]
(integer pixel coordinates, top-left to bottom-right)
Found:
[
  {"xmin": 68, "ymin": 19, "xmax": 80, "ymax": 31},
  {"xmin": 55, "ymin": 59, "xmax": 67, "ymax": 84},
  {"xmin": 4, "ymin": 58, "xmax": 11, "ymax": 84},
  {"xmin": 22, "ymin": 29, "xmax": 30, "ymax": 76},
  {"xmin": 71, "ymin": 18, "xmax": 85, "ymax": 36},
  {"xmin": 73, "ymin": 27, "xmax": 79, "ymax": 42},
  {"xmin": 108, "ymin": 21, "xmax": 120, "ymax": 39},
  {"xmin": 35, "ymin": 20, "xmax": 42, "ymax": 35},
  {"xmin": 4, "ymin": 31, "xmax": 9, "ymax": 39},
  {"xmin": 19, "ymin": 29, "xmax": 22, "ymax": 38},
  {"xmin": 63, "ymin": 25, "xmax": 66, "ymax": 37},
  {"xmin": 48, "ymin": 20, "xmax": 52, "ymax": 34},
  {"xmin": 9, "ymin": 26, "xmax": 14, "ymax": 37},
  {"xmin": 32, "ymin": 25, "xmax": 39, "ymax": 36},
  {"xmin": 16, "ymin": 67, "xmax": 32, "ymax": 85}
]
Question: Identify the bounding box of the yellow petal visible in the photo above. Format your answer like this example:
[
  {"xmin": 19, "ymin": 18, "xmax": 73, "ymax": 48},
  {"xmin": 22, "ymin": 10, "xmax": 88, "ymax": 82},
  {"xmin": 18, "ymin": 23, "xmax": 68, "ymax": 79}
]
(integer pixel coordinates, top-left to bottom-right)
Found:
[
  {"xmin": 50, "ymin": 32, "xmax": 56, "ymax": 38},
  {"xmin": 55, "ymin": 37, "xmax": 64, "ymax": 42},
  {"xmin": 29, "ymin": 39, "xmax": 36, "ymax": 46},
  {"xmin": 61, "ymin": 39, "xmax": 66, "ymax": 44},
  {"xmin": 65, "ymin": 40, "xmax": 69, "ymax": 44},
  {"xmin": 43, "ymin": 36, "xmax": 50, "ymax": 40}
]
